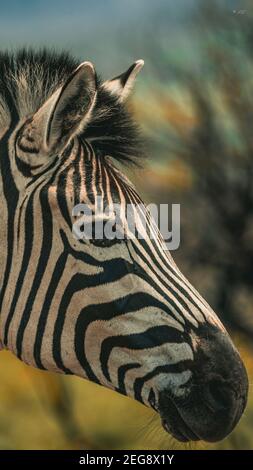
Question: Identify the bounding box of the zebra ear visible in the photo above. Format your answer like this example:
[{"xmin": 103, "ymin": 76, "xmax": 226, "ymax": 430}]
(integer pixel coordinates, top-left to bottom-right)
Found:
[
  {"xmin": 102, "ymin": 60, "xmax": 144, "ymax": 103},
  {"xmin": 34, "ymin": 61, "xmax": 97, "ymax": 154}
]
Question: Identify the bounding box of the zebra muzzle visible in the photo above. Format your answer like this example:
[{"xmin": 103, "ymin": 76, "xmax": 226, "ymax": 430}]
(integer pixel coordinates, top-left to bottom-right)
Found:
[{"xmin": 158, "ymin": 327, "xmax": 248, "ymax": 442}]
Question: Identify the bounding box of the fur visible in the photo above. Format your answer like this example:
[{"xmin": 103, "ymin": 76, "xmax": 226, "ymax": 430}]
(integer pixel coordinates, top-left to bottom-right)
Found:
[{"xmin": 0, "ymin": 48, "xmax": 144, "ymax": 165}]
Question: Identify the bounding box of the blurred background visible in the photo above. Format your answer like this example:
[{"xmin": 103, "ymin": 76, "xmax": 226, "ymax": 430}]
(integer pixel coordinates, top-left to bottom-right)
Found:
[{"xmin": 0, "ymin": 0, "xmax": 253, "ymax": 450}]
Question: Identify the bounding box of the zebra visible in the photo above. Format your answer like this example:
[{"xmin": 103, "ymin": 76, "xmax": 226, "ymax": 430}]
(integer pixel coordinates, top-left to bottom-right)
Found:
[{"xmin": 0, "ymin": 49, "xmax": 248, "ymax": 443}]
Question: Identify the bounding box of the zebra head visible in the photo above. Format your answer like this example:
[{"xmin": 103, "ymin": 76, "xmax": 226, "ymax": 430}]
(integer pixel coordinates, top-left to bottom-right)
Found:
[{"xmin": 0, "ymin": 50, "xmax": 248, "ymax": 443}]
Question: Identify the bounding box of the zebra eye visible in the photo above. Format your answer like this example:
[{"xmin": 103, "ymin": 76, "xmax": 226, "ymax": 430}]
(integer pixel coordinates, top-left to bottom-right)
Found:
[
  {"xmin": 90, "ymin": 237, "xmax": 125, "ymax": 247},
  {"xmin": 87, "ymin": 220, "xmax": 127, "ymax": 247}
]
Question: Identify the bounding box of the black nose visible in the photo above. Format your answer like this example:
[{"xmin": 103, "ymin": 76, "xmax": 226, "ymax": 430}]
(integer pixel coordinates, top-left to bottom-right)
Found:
[
  {"xmin": 205, "ymin": 379, "xmax": 230, "ymax": 412},
  {"xmin": 159, "ymin": 326, "xmax": 248, "ymax": 442},
  {"xmin": 198, "ymin": 375, "xmax": 247, "ymax": 442},
  {"xmin": 195, "ymin": 326, "xmax": 248, "ymax": 412},
  {"xmin": 193, "ymin": 327, "xmax": 248, "ymax": 441}
]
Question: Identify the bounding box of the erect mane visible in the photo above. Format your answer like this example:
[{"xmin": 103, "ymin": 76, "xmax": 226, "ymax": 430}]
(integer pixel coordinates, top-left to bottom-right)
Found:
[{"xmin": 0, "ymin": 48, "xmax": 143, "ymax": 165}]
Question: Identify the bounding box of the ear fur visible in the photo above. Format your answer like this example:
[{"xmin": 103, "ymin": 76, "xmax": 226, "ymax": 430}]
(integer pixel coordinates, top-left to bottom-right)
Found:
[
  {"xmin": 102, "ymin": 60, "xmax": 144, "ymax": 103},
  {"xmin": 29, "ymin": 61, "xmax": 97, "ymax": 155}
]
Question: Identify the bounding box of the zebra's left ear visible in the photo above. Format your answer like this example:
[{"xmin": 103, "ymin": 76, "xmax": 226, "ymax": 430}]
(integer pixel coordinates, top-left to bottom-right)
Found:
[
  {"xmin": 102, "ymin": 60, "xmax": 144, "ymax": 103},
  {"xmin": 31, "ymin": 61, "xmax": 97, "ymax": 155}
]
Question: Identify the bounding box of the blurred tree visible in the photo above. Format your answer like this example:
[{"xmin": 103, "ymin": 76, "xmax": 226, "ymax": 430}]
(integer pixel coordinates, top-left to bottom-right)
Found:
[{"xmin": 138, "ymin": 0, "xmax": 253, "ymax": 341}]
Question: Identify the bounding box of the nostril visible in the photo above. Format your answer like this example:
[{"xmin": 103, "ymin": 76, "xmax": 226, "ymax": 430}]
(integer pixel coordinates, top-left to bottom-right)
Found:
[{"xmin": 205, "ymin": 379, "xmax": 229, "ymax": 412}]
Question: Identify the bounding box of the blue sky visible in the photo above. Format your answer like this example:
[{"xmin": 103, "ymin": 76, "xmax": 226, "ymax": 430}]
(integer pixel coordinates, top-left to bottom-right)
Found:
[
  {"xmin": 0, "ymin": 0, "xmax": 195, "ymax": 73},
  {"xmin": 0, "ymin": 0, "xmax": 245, "ymax": 76}
]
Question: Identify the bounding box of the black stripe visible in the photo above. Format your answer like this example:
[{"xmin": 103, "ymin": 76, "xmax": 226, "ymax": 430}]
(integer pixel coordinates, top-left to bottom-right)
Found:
[
  {"xmin": 117, "ymin": 362, "xmax": 141, "ymax": 395},
  {"xmin": 129, "ymin": 239, "xmax": 205, "ymax": 325},
  {"xmin": 18, "ymin": 143, "xmax": 39, "ymax": 154},
  {"xmin": 4, "ymin": 188, "xmax": 35, "ymax": 345},
  {"xmin": 15, "ymin": 157, "xmax": 42, "ymax": 177},
  {"xmin": 74, "ymin": 293, "xmax": 175, "ymax": 383},
  {"xmin": 56, "ymin": 164, "xmax": 72, "ymax": 229},
  {"xmin": 125, "ymin": 184, "xmax": 208, "ymax": 310},
  {"xmin": 33, "ymin": 250, "xmax": 68, "ymax": 369},
  {"xmin": 100, "ymin": 325, "xmax": 184, "ymax": 382},
  {"xmin": 15, "ymin": 174, "xmax": 57, "ymax": 356},
  {"xmin": 0, "ymin": 122, "xmax": 19, "ymax": 329},
  {"xmin": 133, "ymin": 361, "xmax": 192, "ymax": 403}
]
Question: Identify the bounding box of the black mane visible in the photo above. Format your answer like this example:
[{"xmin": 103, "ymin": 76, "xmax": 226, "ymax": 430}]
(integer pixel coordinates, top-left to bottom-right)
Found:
[{"xmin": 0, "ymin": 48, "xmax": 143, "ymax": 165}]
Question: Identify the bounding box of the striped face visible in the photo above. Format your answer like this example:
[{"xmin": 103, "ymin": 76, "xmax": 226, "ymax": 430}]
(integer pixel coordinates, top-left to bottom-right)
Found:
[{"xmin": 0, "ymin": 52, "xmax": 248, "ymax": 443}]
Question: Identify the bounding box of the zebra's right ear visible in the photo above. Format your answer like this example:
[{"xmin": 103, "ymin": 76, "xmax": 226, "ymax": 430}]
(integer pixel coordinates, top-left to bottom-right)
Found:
[
  {"xmin": 32, "ymin": 61, "xmax": 97, "ymax": 155},
  {"xmin": 102, "ymin": 60, "xmax": 144, "ymax": 103}
]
